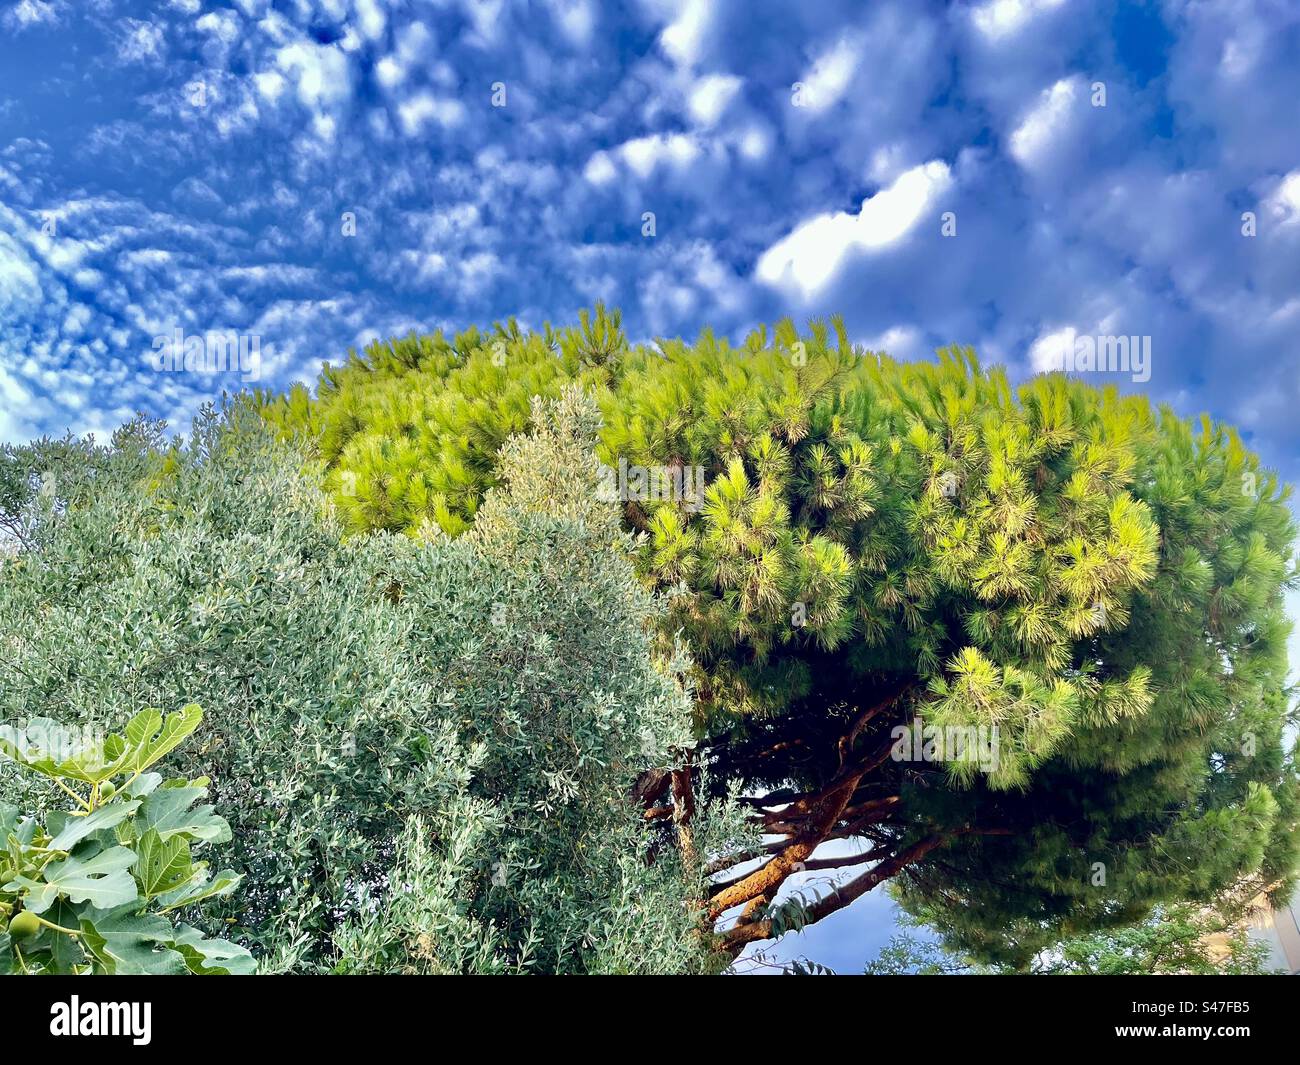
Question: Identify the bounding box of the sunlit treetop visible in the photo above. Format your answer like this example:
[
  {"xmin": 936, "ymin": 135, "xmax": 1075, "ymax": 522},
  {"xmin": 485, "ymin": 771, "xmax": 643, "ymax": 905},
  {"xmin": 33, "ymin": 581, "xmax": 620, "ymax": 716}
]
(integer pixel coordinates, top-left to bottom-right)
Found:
[{"xmin": 256, "ymin": 307, "xmax": 1299, "ymax": 963}]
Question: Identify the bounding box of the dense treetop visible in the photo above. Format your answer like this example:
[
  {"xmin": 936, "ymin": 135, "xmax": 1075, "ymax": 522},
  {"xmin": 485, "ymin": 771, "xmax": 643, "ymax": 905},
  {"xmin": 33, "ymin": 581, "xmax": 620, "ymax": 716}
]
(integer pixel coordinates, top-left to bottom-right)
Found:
[{"xmin": 245, "ymin": 307, "xmax": 1297, "ymax": 960}]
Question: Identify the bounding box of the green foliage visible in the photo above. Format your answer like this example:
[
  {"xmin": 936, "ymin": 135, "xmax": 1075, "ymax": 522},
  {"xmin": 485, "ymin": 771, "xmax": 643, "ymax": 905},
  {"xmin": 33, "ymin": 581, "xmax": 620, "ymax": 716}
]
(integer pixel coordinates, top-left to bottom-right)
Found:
[
  {"xmin": 864, "ymin": 897, "xmax": 1281, "ymax": 975},
  {"xmin": 331, "ymin": 390, "xmax": 738, "ymax": 973},
  {"xmin": 0, "ymin": 706, "xmax": 253, "ymax": 974},
  {"xmin": 257, "ymin": 310, "xmax": 1300, "ymax": 963},
  {"xmin": 255, "ymin": 311, "xmax": 620, "ymax": 538},
  {"xmin": 1, "ymin": 409, "xmax": 438, "ymax": 965},
  {"xmin": 0, "ymin": 395, "xmax": 739, "ymax": 973}
]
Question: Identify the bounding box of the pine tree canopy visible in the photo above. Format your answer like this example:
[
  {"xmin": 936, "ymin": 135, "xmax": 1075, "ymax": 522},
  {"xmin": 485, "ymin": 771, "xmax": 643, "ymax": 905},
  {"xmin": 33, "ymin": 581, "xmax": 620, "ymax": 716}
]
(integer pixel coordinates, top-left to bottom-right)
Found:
[{"xmin": 255, "ymin": 306, "xmax": 1299, "ymax": 965}]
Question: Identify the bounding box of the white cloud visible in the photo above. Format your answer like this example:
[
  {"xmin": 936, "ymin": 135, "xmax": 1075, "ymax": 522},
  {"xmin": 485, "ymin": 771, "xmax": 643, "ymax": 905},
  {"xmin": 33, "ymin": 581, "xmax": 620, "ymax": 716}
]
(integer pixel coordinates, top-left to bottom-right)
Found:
[
  {"xmin": 548, "ymin": 0, "xmax": 594, "ymax": 46},
  {"xmin": 618, "ymin": 132, "xmax": 700, "ymax": 179},
  {"xmin": 658, "ymin": 0, "xmax": 712, "ymax": 67},
  {"xmin": 0, "ymin": 236, "xmax": 43, "ymax": 314},
  {"xmin": 353, "ymin": 0, "xmax": 386, "ymax": 41},
  {"xmin": 756, "ymin": 161, "xmax": 953, "ymax": 298},
  {"xmin": 195, "ymin": 10, "xmax": 240, "ymax": 46},
  {"xmin": 1027, "ymin": 305, "xmax": 1135, "ymax": 375},
  {"xmin": 117, "ymin": 19, "xmax": 165, "ymax": 62},
  {"xmin": 375, "ymin": 56, "xmax": 404, "ymax": 89},
  {"xmin": 373, "ymin": 21, "xmax": 433, "ymax": 93},
  {"xmin": 458, "ymin": 0, "xmax": 507, "ymax": 47},
  {"xmin": 397, "ymin": 93, "xmax": 466, "ymax": 136},
  {"xmin": 0, "ymin": 362, "xmax": 37, "ymax": 443},
  {"xmin": 868, "ymin": 143, "xmax": 914, "ymax": 185},
  {"xmin": 861, "ymin": 325, "xmax": 923, "ymax": 359},
  {"xmin": 4, "ymin": 0, "xmax": 58, "ymax": 30},
  {"xmin": 121, "ymin": 249, "xmax": 173, "ymax": 268},
  {"xmin": 687, "ymin": 74, "xmax": 742, "ymax": 127},
  {"xmin": 313, "ymin": 113, "xmax": 338, "ymax": 141},
  {"xmin": 582, "ymin": 151, "xmax": 617, "ymax": 186},
  {"xmin": 275, "ymin": 41, "xmax": 351, "ymax": 111},
  {"xmin": 254, "ymin": 70, "xmax": 287, "ymax": 103},
  {"xmin": 738, "ymin": 125, "xmax": 771, "ymax": 162},
  {"xmin": 1028, "ymin": 325, "xmax": 1073, "ymax": 372},
  {"xmin": 1264, "ymin": 170, "xmax": 1300, "ymax": 226},
  {"xmin": 970, "ymin": 0, "xmax": 1067, "ymax": 42},
  {"xmin": 1218, "ymin": 22, "xmax": 1266, "ymax": 80},
  {"xmin": 796, "ymin": 35, "xmax": 861, "ymax": 113},
  {"xmin": 1008, "ymin": 76, "xmax": 1080, "ymax": 171}
]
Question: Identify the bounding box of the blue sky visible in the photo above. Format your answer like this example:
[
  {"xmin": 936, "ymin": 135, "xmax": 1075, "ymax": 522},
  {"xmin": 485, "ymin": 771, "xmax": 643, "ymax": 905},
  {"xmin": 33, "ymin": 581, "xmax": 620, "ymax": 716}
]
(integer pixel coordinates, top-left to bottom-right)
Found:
[
  {"xmin": 3, "ymin": 0, "xmax": 1300, "ymax": 477},
  {"xmin": 2, "ymin": 0, "xmax": 1299, "ymax": 971}
]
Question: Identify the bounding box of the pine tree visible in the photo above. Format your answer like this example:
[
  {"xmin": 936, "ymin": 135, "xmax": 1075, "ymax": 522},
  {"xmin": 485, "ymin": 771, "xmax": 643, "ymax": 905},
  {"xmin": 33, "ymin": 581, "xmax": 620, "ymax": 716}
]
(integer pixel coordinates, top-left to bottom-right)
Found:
[{"xmin": 255, "ymin": 310, "xmax": 1299, "ymax": 966}]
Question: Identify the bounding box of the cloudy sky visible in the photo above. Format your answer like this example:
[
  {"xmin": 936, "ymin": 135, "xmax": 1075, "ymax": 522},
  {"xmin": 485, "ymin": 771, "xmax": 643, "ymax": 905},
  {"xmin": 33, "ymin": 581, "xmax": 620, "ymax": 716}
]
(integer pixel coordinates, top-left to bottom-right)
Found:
[
  {"xmin": 2, "ymin": 0, "xmax": 1298, "ymax": 970},
  {"xmin": 3, "ymin": 0, "xmax": 1299, "ymax": 474}
]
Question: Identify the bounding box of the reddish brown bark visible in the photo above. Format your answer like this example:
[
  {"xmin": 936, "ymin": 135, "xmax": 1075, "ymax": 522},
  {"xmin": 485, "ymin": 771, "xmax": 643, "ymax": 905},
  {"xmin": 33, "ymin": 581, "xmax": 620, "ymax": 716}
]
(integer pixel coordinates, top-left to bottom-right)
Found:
[
  {"xmin": 719, "ymin": 834, "xmax": 949, "ymax": 951},
  {"xmin": 709, "ymin": 692, "xmax": 909, "ymax": 918},
  {"xmin": 707, "ymin": 771, "xmax": 863, "ymax": 919},
  {"xmin": 671, "ymin": 763, "xmax": 698, "ymax": 874}
]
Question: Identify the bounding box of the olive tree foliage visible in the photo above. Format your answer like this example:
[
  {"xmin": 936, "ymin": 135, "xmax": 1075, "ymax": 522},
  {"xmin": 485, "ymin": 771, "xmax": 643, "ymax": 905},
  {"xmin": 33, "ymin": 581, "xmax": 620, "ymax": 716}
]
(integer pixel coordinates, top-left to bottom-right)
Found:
[
  {"xmin": 256, "ymin": 309, "xmax": 1300, "ymax": 965},
  {"xmin": 1, "ymin": 411, "xmax": 434, "ymax": 968},
  {"xmin": 0, "ymin": 397, "xmax": 740, "ymax": 973},
  {"xmin": 332, "ymin": 389, "xmax": 740, "ymax": 974}
]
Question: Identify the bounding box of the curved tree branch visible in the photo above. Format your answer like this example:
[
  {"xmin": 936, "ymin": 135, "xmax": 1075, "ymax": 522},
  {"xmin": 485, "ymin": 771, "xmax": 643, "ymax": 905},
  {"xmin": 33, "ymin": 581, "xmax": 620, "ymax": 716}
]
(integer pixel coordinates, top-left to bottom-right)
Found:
[{"xmin": 720, "ymin": 834, "xmax": 949, "ymax": 952}]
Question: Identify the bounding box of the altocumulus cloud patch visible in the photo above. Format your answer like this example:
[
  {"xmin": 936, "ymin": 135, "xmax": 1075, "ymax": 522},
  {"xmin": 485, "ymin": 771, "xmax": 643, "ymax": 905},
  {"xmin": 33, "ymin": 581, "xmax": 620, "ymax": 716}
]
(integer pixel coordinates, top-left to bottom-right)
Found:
[{"xmin": 0, "ymin": 0, "xmax": 1297, "ymax": 474}]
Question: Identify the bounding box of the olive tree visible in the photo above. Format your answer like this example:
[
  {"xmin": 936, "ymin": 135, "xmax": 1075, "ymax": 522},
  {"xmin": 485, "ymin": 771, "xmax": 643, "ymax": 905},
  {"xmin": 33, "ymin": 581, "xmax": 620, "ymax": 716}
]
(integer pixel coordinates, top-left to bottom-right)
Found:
[{"xmin": 0, "ymin": 396, "xmax": 737, "ymax": 972}]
